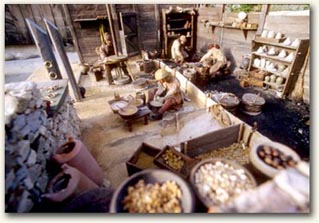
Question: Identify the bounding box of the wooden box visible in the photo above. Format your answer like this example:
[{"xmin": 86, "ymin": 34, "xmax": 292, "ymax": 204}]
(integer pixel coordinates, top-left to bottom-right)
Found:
[
  {"xmin": 181, "ymin": 124, "xmax": 242, "ymax": 158},
  {"xmin": 249, "ymin": 70, "xmax": 267, "ymax": 80},
  {"xmin": 153, "ymin": 145, "xmax": 196, "ymax": 179},
  {"xmin": 126, "ymin": 142, "xmax": 161, "ymax": 176}
]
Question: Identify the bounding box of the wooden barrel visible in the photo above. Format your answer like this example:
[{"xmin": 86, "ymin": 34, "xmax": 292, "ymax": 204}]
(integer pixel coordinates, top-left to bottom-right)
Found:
[{"xmin": 241, "ymin": 93, "xmax": 265, "ymax": 115}]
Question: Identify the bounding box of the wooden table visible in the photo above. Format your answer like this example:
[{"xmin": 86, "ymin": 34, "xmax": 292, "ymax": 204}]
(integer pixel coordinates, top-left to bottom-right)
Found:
[{"xmin": 119, "ymin": 106, "xmax": 151, "ymax": 132}]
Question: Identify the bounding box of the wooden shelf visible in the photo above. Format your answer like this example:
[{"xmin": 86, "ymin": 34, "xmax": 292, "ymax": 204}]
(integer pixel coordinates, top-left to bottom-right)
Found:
[
  {"xmin": 252, "ymin": 52, "xmax": 293, "ymax": 65},
  {"xmin": 167, "ymin": 35, "xmax": 192, "ymax": 38},
  {"xmin": 251, "ymin": 65, "xmax": 286, "ymax": 77},
  {"xmin": 168, "ymin": 27, "xmax": 189, "ymax": 31},
  {"xmin": 210, "ymin": 24, "xmax": 257, "ymax": 40},
  {"xmin": 248, "ymin": 37, "xmax": 309, "ymax": 98},
  {"xmin": 168, "ymin": 18, "xmax": 189, "ymax": 22},
  {"xmin": 263, "ymin": 81, "xmax": 285, "ymax": 90},
  {"xmin": 162, "ymin": 8, "xmax": 196, "ymax": 58},
  {"xmin": 253, "ymin": 39, "xmax": 299, "ymax": 50}
]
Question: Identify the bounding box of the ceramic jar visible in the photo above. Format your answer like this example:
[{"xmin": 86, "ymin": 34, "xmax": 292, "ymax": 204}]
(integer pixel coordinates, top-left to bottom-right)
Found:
[
  {"xmin": 276, "ymin": 76, "xmax": 284, "ymax": 85},
  {"xmin": 261, "ymin": 30, "xmax": 268, "ymax": 38},
  {"xmin": 275, "ymin": 32, "xmax": 283, "ymax": 39},
  {"xmin": 53, "ymin": 137, "xmax": 105, "ymax": 186},
  {"xmin": 270, "ymin": 74, "xmax": 276, "ymax": 83},
  {"xmin": 264, "ymin": 76, "xmax": 270, "ymax": 82},
  {"xmin": 267, "ymin": 30, "xmax": 275, "ymax": 39},
  {"xmin": 42, "ymin": 164, "xmax": 98, "ymax": 202}
]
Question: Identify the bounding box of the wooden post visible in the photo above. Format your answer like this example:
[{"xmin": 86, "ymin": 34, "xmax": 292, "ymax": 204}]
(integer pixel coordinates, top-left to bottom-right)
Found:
[
  {"xmin": 154, "ymin": 4, "xmax": 161, "ymax": 51},
  {"xmin": 107, "ymin": 4, "xmax": 122, "ymax": 56},
  {"xmin": 62, "ymin": 4, "xmax": 83, "ymax": 63},
  {"xmin": 26, "ymin": 18, "xmax": 62, "ymax": 80},
  {"xmin": 106, "ymin": 4, "xmax": 119, "ymax": 56},
  {"xmin": 44, "ymin": 18, "xmax": 82, "ymax": 101},
  {"xmin": 256, "ymin": 4, "xmax": 270, "ymax": 35},
  {"xmin": 219, "ymin": 4, "xmax": 225, "ymax": 47}
]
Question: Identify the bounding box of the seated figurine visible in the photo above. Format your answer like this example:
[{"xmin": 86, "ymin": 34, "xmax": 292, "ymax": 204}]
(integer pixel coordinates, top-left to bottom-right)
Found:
[
  {"xmin": 147, "ymin": 68, "xmax": 183, "ymax": 119},
  {"xmin": 199, "ymin": 44, "xmax": 231, "ymax": 78}
]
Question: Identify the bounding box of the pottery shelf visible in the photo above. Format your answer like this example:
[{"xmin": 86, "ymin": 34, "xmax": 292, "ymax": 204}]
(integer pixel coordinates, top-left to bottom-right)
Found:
[
  {"xmin": 162, "ymin": 8, "xmax": 197, "ymax": 58},
  {"xmin": 247, "ymin": 36, "xmax": 309, "ymax": 98}
]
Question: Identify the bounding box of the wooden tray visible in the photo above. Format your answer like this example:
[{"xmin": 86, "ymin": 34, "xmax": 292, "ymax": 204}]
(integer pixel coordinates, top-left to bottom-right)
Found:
[
  {"xmin": 126, "ymin": 142, "xmax": 161, "ymax": 176},
  {"xmin": 153, "ymin": 146, "xmax": 197, "ymax": 179}
]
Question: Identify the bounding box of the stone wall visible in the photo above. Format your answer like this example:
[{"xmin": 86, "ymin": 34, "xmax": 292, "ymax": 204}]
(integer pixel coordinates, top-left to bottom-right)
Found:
[{"xmin": 5, "ymin": 81, "xmax": 81, "ymax": 213}]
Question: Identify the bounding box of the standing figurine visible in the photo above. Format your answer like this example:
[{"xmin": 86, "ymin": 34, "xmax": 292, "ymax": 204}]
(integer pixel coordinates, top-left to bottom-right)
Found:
[{"xmin": 171, "ymin": 35, "xmax": 188, "ymax": 64}]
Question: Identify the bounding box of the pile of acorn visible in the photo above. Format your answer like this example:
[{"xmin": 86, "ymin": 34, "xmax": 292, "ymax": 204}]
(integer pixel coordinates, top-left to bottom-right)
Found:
[{"xmin": 257, "ymin": 145, "xmax": 298, "ymax": 169}]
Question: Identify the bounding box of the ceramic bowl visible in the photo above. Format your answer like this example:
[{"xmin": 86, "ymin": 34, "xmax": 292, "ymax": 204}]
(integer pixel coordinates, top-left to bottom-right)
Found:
[
  {"xmin": 250, "ymin": 141, "xmax": 301, "ymax": 178},
  {"xmin": 118, "ymin": 105, "xmax": 138, "ymax": 117},
  {"xmin": 110, "ymin": 169, "xmax": 195, "ymax": 213},
  {"xmin": 189, "ymin": 158, "xmax": 256, "ymax": 208}
]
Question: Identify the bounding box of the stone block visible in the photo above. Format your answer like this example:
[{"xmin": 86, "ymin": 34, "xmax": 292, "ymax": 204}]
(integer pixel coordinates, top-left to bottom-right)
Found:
[
  {"xmin": 26, "ymin": 149, "xmax": 37, "ymax": 166},
  {"xmin": 17, "ymin": 190, "xmax": 33, "ymax": 213},
  {"xmin": 16, "ymin": 140, "xmax": 30, "ymax": 162},
  {"xmin": 12, "ymin": 114, "xmax": 26, "ymax": 132}
]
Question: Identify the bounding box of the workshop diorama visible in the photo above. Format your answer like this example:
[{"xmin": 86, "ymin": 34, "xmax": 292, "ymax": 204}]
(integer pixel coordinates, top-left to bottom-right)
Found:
[{"xmin": 4, "ymin": 4, "xmax": 310, "ymax": 214}]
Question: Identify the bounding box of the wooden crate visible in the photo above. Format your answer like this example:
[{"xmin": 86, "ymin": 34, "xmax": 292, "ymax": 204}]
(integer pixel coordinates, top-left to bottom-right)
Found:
[
  {"xmin": 181, "ymin": 124, "xmax": 241, "ymax": 158},
  {"xmin": 153, "ymin": 145, "xmax": 196, "ymax": 179},
  {"xmin": 126, "ymin": 142, "xmax": 161, "ymax": 176}
]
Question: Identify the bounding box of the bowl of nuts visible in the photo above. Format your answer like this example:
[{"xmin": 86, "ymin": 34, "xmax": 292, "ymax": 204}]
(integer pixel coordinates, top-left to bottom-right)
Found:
[
  {"xmin": 250, "ymin": 141, "xmax": 300, "ymax": 178},
  {"xmin": 109, "ymin": 169, "xmax": 195, "ymax": 213},
  {"xmin": 190, "ymin": 158, "xmax": 256, "ymax": 208}
]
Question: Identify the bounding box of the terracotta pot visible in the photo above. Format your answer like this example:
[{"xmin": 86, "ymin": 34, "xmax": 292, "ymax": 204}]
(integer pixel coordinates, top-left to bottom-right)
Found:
[
  {"xmin": 79, "ymin": 63, "xmax": 90, "ymax": 75},
  {"xmin": 42, "ymin": 164, "xmax": 98, "ymax": 202},
  {"xmin": 52, "ymin": 138, "xmax": 105, "ymax": 186}
]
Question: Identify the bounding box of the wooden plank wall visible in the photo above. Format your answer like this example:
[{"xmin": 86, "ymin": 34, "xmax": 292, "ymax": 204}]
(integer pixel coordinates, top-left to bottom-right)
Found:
[
  {"xmin": 5, "ymin": 4, "xmax": 70, "ymax": 45},
  {"xmin": 196, "ymin": 6, "xmax": 223, "ymax": 53},
  {"xmin": 136, "ymin": 4, "xmax": 158, "ymax": 51},
  {"xmin": 196, "ymin": 8, "xmax": 260, "ymax": 69},
  {"xmin": 67, "ymin": 4, "xmax": 110, "ymax": 64}
]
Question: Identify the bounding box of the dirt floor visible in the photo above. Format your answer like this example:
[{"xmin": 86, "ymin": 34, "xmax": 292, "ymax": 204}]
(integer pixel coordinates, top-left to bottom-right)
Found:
[{"xmin": 199, "ymin": 75, "xmax": 310, "ymax": 160}]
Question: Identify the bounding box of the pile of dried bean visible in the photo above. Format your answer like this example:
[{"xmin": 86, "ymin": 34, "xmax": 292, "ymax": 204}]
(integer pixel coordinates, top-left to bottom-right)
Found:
[
  {"xmin": 162, "ymin": 149, "xmax": 184, "ymax": 170},
  {"xmin": 194, "ymin": 160, "xmax": 255, "ymax": 206},
  {"xmin": 257, "ymin": 145, "xmax": 298, "ymax": 169},
  {"xmin": 123, "ymin": 179, "xmax": 182, "ymax": 213},
  {"xmin": 195, "ymin": 143, "xmax": 250, "ymax": 165}
]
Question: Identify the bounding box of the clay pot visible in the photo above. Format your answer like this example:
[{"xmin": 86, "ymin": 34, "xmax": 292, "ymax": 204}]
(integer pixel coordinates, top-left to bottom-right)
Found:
[
  {"xmin": 276, "ymin": 76, "xmax": 284, "ymax": 85},
  {"xmin": 261, "ymin": 30, "xmax": 268, "ymax": 38},
  {"xmin": 79, "ymin": 63, "xmax": 90, "ymax": 75},
  {"xmin": 42, "ymin": 164, "xmax": 98, "ymax": 202},
  {"xmin": 52, "ymin": 137, "xmax": 105, "ymax": 186},
  {"xmin": 270, "ymin": 74, "xmax": 276, "ymax": 83}
]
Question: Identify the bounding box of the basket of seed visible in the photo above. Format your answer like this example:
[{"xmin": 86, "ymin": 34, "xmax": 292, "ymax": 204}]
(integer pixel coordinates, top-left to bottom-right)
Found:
[
  {"xmin": 153, "ymin": 146, "xmax": 197, "ymax": 179},
  {"xmin": 250, "ymin": 141, "xmax": 300, "ymax": 178},
  {"xmin": 190, "ymin": 158, "xmax": 256, "ymax": 208},
  {"xmin": 109, "ymin": 169, "xmax": 195, "ymax": 213}
]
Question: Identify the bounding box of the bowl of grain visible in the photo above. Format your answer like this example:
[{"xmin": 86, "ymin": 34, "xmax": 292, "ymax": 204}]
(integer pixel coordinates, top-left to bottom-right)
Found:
[
  {"xmin": 110, "ymin": 169, "xmax": 195, "ymax": 213},
  {"xmin": 190, "ymin": 158, "xmax": 256, "ymax": 208}
]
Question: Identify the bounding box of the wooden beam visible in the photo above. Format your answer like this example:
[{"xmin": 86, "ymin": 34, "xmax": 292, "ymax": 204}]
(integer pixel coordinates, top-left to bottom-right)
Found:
[
  {"xmin": 106, "ymin": 4, "xmax": 119, "ymax": 56},
  {"xmin": 108, "ymin": 4, "xmax": 122, "ymax": 56},
  {"xmin": 62, "ymin": 4, "xmax": 83, "ymax": 63},
  {"xmin": 256, "ymin": 4, "xmax": 270, "ymax": 35},
  {"xmin": 44, "ymin": 18, "xmax": 82, "ymax": 101},
  {"xmin": 219, "ymin": 4, "xmax": 225, "ymax": 46},
  {"xmin": 154, "ymin": 4, "xmax": 160, "ymax": 51}
]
